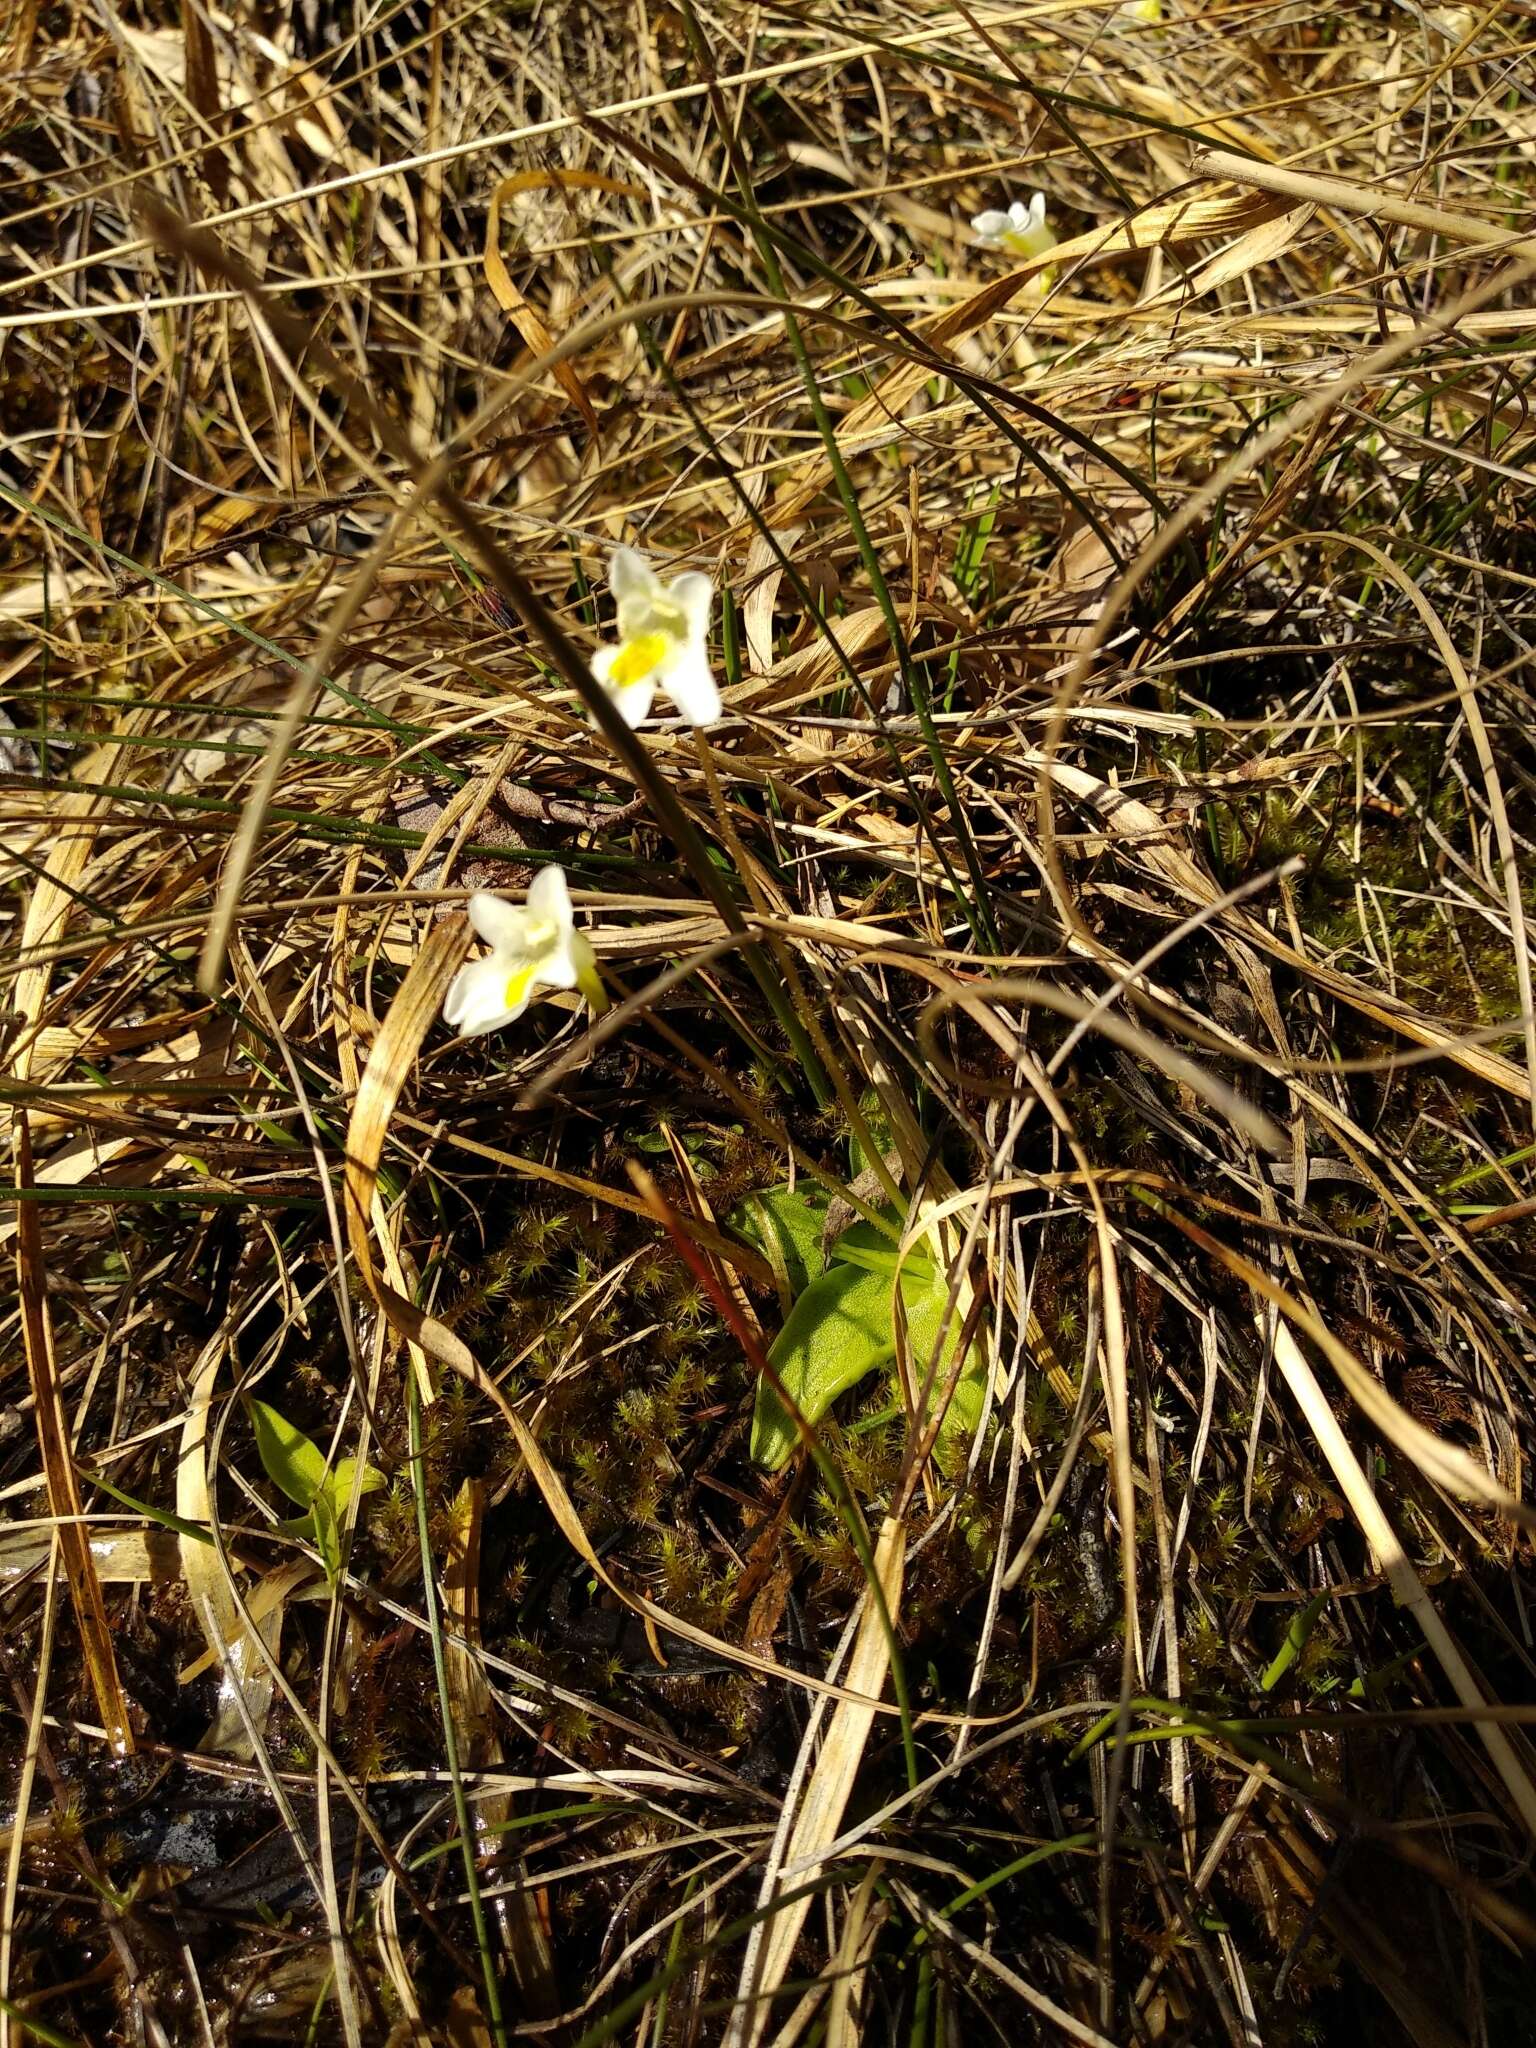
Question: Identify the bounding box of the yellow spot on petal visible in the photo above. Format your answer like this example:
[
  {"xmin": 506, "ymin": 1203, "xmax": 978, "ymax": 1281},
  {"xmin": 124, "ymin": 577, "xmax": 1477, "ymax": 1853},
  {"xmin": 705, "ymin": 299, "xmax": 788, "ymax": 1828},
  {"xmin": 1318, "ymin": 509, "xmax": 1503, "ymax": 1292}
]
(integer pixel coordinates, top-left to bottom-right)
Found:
[
  {"xmin": 609, "ymin": 632, "xmax": 668, "ymax": 689},
  {"xmin": 503, "ymin": 961, "xmax": 537, "ymax": 1014}
]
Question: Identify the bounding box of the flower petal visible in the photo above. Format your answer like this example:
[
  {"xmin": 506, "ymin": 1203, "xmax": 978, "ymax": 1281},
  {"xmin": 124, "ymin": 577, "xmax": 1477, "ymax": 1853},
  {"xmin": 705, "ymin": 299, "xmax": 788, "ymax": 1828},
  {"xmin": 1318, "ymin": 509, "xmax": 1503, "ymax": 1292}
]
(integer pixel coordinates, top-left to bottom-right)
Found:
[
  {"xmin": 444, "ymin": 955, "xmax": 521, "ymax": 1037},
  {"xmin": 467, "ymin": 889, "xmax": 529, "ymax": 952},
  {"xmin": 592, "ymin": 648, "xmax": 657, "ymax": 727},
  {"xmin": 592, "ymin": 643, "xmax": 660, "ymax": 725},
  {"xmin": 525, "ymin": 863, "xmax": 572, "ymax": 931},
  {"xmin": 661, "ymin": 643, "xmax": 722, "ymax": 727},
  {"xmin": 615, "ymin": 681, "xmax": 656, "ymax": 727},
  {"xmin": 500, "ymin": 957, "xmax": 542, "ymax": 1021},
  {"xmin": 610, "ymin": 546, "xmax": 657, "ymax": 606},
  {"xmin": 537, "ymin": 933, "xmax": 580, "ymax": 990},
  {"xmin": 593, "ymin": 675, "xmax": 655, "ymax": 733},
  {"xmin": 666, "ymin": 571, "xmax": 714, "ymax": 640},
  {"xmin": 971, "ymin": 211, "xmax": 1008, "ymax": 242}
]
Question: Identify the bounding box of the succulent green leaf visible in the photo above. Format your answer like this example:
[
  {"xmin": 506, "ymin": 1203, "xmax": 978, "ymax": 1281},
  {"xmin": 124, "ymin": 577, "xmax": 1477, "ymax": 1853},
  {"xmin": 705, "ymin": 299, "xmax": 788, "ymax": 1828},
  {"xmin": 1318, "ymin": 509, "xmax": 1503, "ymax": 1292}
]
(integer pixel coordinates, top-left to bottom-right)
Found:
[
  {"xmin": 751, "ymin": 1262, "xmax": 897, "ymax": 1469},
  {"xmin": 746, "ymin": 1197, "xmax": 989, "ymax": 1470},
  {"xmin": 902, "ymin": 1267, "xmax": 988, "ymax": 1460},
  {"xmin": 731, "ymin": 1183, "xmax": 832, "ymax": 1301},
  {"xmin": 828, "ymin": 1213, "xmax": 930, "ymax": 1278},
  {"xmin": 331, "ymin": 1456, "xmax": 387, "ymax": 1505},
  {"xmin": 309, "ymin": 1488, "xmax": 342, "ymax": 1581}
]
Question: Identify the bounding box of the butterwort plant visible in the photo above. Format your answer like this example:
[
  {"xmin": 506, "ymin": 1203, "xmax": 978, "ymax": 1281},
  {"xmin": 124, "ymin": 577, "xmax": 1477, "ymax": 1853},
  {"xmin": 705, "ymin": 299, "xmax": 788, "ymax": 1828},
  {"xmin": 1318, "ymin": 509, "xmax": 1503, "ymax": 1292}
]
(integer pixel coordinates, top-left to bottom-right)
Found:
[
  {"xmin": 443, "ymin": 867, "xmax": 605, "ymax": 1037},
  {"xmin": 589, "ymin": 544, "xmax": 721, "ymax": 729}
]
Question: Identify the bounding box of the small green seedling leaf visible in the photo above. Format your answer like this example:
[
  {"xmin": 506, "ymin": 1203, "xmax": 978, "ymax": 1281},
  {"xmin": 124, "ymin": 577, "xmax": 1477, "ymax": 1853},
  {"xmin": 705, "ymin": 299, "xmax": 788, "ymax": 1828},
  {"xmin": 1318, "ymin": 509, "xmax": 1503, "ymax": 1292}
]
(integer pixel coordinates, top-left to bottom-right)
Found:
[
  {"xmin": 1260, "ymin": 1591, "xmax": 1330, "ymax": 1692},
  {"xmin": 331, "ymin": 1456, "xmax": 386, "ymax": 1506},
  {"xmin": 251, "ymin": 1400, "xmax": 384, "ymax": 1582},
  {"xmin": 751, "ymin": 1254, "xmax": 988, "ymax": 1470},
  {"xmin": 1347, "ymin": 1640, "xmax": 1426, "ymax": 1701},
  {"xmin": 250, "ymin": 1399, "xmax": 330, "ymax": 1509},
  {"xmin": 85, "ymin": 1467, "xmax": 214, "ymax": 1545},
  {"xmin": 309, "ymin": 1488, "xmax": 342, "ymax": 1582}
]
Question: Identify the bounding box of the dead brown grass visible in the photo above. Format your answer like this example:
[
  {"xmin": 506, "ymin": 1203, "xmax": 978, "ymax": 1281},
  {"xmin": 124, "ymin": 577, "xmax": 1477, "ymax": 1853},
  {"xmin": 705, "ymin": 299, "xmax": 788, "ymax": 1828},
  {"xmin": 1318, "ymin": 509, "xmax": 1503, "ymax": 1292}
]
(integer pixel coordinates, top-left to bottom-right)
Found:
[{"xmin": 3, "ymin": 0, "xmax": 1536, "ymax": 2043}]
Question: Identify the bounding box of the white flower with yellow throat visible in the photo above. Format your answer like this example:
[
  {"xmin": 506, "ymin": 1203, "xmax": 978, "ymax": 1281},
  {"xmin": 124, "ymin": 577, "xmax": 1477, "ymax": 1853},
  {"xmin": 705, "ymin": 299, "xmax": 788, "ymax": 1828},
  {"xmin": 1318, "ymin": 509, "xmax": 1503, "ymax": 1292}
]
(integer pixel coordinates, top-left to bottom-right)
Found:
[
  {"xmin": 589, "ymin": 545, "xmax": 721, "ymax": 729},
  {"xmin": 442, "ymin": 868, "xmax": 604, "ymax": 1037},
  {"xmin": 970, "ymin": 192, "xmax": 1057, "ymax": 261}
]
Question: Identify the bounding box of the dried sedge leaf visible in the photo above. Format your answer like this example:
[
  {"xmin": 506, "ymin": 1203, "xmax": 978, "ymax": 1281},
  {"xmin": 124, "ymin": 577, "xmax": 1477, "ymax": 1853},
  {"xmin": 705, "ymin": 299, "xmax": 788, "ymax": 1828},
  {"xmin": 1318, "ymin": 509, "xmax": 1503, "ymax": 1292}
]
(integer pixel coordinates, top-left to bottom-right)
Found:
[
  {"xmin": 1150, "ymin": 203, "xmax": 1316, "ymax": 304},
  {"xmin": 182, "ymin": 0, "xmax": 227, "ymax": 201},
  {"xmin": 177, "ymin": 1560, "xmax": 314, "ymax": 1685},
  {"xmin": 1264, "ymin": 1317, "xmax": 1536, "ymax": 1838},
  {"xmin": 0, "ymin": 1526, "xmax": 180, "ymax": 1588},
  {"xmin": 1195, "ymin": 145, "xmax": 1536, "ymax": 258},
  {"xmin": 343, "ymin": 914, "xmax": 469, "ymax": 1372},
  {"xmin": 1044, "ymin": 190, "xmax": 1288, "ymax": 269},
  {"xmin": 484, "ymin": 171, "xmax": 638, "ymax": 439},
  {"xmin": 727, "ymin": 1513, "xmax": 906, "ymax": 2048},
  {"xmin": 14, "ymin": 1116, "xmax": 134, "ymax": 1755},
  {"xmin": 9, "ymin": 738, "xmax": 146, "ymax": 1087},
  {"xmin": 1022, "ymin": 752, "xmax": 1528, "ymax": 1102},
  {"xmin": 742, "ymin": 523, "xmax": 803, "ymax": 675},
  {"xmin": 825, "ymin": 1863, "xmax": 884, "ymax": 2048},
  {"xmin": 1046, "ymin": 467, "xmax": 1159, "ymax": 655},
  {"xmin": 178, "ymin": 1331, "xmax": 279, "ymax": 1757},
  {"xmin": 443, "ymin": 1481, "xmax": 560, "ymax": 2012},
  {"xmin": 0, "ymin": 1134, "xmax": 136, "ymax": 1248},
  {"xmin": 739, "ymin": 606, "xmax": 890, "ymax": 711}
]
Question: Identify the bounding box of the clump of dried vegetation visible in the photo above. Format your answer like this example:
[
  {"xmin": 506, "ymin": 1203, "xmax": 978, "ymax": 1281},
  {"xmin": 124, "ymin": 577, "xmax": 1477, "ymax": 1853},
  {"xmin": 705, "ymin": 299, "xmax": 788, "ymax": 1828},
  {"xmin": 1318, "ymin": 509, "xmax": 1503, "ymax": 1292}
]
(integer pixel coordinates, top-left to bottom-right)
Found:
[{"xmin": 4, "ymin": 0, "xmax": 1536, "ymax": 2041}]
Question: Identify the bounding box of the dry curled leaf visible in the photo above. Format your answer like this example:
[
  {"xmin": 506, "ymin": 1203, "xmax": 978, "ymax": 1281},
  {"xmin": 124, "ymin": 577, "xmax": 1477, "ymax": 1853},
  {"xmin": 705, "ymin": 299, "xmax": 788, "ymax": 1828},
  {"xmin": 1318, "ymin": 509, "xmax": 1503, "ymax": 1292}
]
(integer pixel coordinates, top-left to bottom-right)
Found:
[{"xmin": 483, "ymin": 170, "xmax": 638, "ymax": 439}]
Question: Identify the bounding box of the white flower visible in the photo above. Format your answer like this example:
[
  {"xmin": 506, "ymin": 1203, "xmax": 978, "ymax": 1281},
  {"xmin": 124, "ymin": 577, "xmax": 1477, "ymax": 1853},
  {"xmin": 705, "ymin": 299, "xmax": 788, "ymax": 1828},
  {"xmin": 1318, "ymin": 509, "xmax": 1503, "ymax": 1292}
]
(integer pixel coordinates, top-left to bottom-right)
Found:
[
  {"xmin": 1122, "ymin": 0, "xmax": 1162, "ymax": 19},
  {"xmin": 970, "ymin": 192, "xmax": 1057, "ymax": 262},
  {"xmin": 589, "ymin": 545, "xmax": 721, "ymax": 729},
  {"xmin": 442, "ymin": 868, "xmax": 603, "ymax": 1037}
]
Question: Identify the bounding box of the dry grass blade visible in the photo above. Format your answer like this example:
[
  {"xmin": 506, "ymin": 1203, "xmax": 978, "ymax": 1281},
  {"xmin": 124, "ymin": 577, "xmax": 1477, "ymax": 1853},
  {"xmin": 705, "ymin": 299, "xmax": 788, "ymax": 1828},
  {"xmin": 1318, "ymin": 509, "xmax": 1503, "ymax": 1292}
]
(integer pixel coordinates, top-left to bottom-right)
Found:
[
  {"xmin": 195, "ymin": 537, "xmax": 400, "ymax": 995},
  {"xmin": 1022, "ymin": 752, "xmax": 1532, "ymax": 1100},
  {"xmin": 1196, "ymin": 147, "xmax": 1536, "ymax": 257},
  {"xmin": 13, "ymin": 1117, "xmax": 133, "ymax": 1756},
  {"xmin": 446, "ymin": 1480, "xmax": 560, "ymax": 2015},
  {"xmin": 342, "ymin": 911, "xmax": 467, "ymax": 1354},
  {"xmin": 482, "ymin": 170, "xmax": 635, "ymax": 439},
  {"xmin": 727, "ymin": 1513, "xmax": 906, "ymax": 2048},
  {"xmin": 175, "ymin": 1328, "xmax": 277, "ymax": 1759},
  {"xmin": 1263, "ymin": 1315, "xmax": 1536, "ymax": 1841}
]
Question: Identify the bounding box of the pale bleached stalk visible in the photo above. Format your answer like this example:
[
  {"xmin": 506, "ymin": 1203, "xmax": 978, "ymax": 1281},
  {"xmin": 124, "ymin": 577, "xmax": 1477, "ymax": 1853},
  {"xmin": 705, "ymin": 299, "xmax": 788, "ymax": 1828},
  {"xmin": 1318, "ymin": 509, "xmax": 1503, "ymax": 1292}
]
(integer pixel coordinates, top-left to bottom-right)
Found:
[{"xmin": 1264, "ymin": 1314, "xmax": 1536, "ymax": 1839}]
